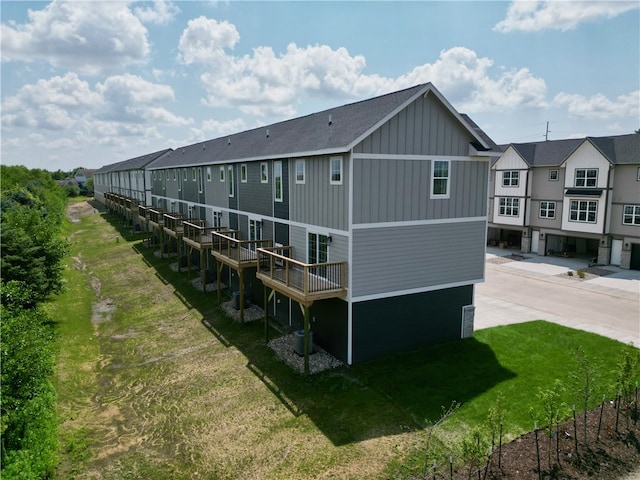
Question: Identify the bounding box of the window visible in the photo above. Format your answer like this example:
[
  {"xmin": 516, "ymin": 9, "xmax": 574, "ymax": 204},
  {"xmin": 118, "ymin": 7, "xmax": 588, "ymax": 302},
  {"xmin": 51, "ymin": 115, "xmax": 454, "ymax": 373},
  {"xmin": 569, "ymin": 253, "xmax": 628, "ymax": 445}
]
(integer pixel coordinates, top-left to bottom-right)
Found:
[
  {"xmin": 295, "ymin": 159, "xmax": 305, "ymax": 184},
  {"xmin": 212, "ymin": 211, "xmax": 222, "ymax": 228},
  {"xmin": 227, "ymin": 166, "xmax": 234, "ymax": 197},
  {"xmin": 308, "ymin": 232, "xmax": 329, "ymax": 278},
  {"xmin": 502, "ymin": 170, "xmax": 519, "ymax": 187},
  {"xmin": 575, "ymin": 168, "xmax": 597, "ymax": 187},
  {"xmin": 192, "ymin": 168, "xmax": 196, "ymax": 181},
  {"xmin": 173, "ymin": 169, "xmax": 177, "ymax": 181},
  {"xmin": 549, "ymin": 169, "xmax": 559, "ymax": 181},
  {"xmin": 249, "ymin": 218, "xmax": 262, "ymax": 252},
  {"xmin": 260, "ymin": 162, "xmax": 268, "ymax": 183},
  {"xmin": 240, "ymin": 164, "xmax": 247, "ymax": 183},
  {"xmin": 623, "ymin": 205, "xmax": 640, "ymax": 226},
  {"xmin": 499, "ymin": 197, "xmax": 519, "ymax": 216},
  {"xmin": 570, "ymin": 200, "xmax": 597, "ymax": 223},
  {"xmin": 431, "ymin": 160, "xmax": 449, "ymax": 198},
  {"xmin": 637, "ymin": 167, "xmax": 640, "ymax": 181},
  {"xmin": 197, "ymin": 168, "xmax": 203, "ymax": 193},
  {"xmin": 206, "ymin": 167, "xmax": 211, "ymax": 182},
  {"xmin": 330, "ymin": 156, "xmax": 342, "ymax": 185},
  {"xmin": 274, "ymin": 161, "xmax": 282, "ymax": 202},
  {"xmin": 219, "ymin": 166, "xmax": 225, "ymax": 182},
  {"xmin": 539, "ymin": 201, "xmax": 556, "ymax": 219},
  {"xmin": 153, "ymin": 171, "xmax": 156, "ymax": 180}
]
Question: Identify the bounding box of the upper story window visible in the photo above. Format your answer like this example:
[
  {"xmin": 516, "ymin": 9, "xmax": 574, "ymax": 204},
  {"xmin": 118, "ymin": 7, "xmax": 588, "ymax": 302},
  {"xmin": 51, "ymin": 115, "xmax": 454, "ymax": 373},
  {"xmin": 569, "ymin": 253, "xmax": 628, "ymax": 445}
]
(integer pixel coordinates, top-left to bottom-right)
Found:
[
  {"xmin": 569, "ymin": 200, "xmax": 597, "ymax": 223},
  {"xmin": 431, "ymin": 160, "xmax": 449, "ymax": 198},
  {"xmin": 219, "ymin": 166, "xmax": 225, "ymax": 182},
  {"xmin": 295, "ymin": 159, "xmax": 305, "ymax": 184},
  {"xmin": 549, "ymin": 169, "xmax": 558, "ymax": 181},
  {"xmin": 173, "ymin": 169, "xmax": 177, "ymax": 181},
  {"xmin": 330, "ymin": 156, "xmax": 342, "ymax": 185},
  {"xmin": 274, "ymin": 161, "xmax": 283, "ymax": 202},
  {"xmin": 240, "ymin": 164, "xmax": 247, "ymax": 183},
  {"xmin": 502, "ymin": 170, "xmax": 519, "ymax": 187},
  {"xmin": 192, "ymin": 168, "xmax": 196, "ymax": 181},
  {"xmin": 227, "ymin": 166, "xmax": 234, "ymax": 197},
  {"xmin": 206, "ymin": 167, "xmax": 212, "ymax": 182},
  {"xmin": 183, "ymin": 168, "xmax": 187, "ymax": 181},
  {"xmin": 197, "ymin": 168, "xmax": 203, "ymax": 193},
  {"xmin": 575, "ymin": 168, "xmax": 597, "ymax": 187},
  {"xmin": 623, "ymin": 205, "xmax": 640, "ymax": 226},
  {"xmin": 261, "ymin": 162, "xmax": 268, "ymax": 183},
  {"xmin": 539, "ymin": 201, "xmax": 556, "ymax": 219},
  {"xmin": 499, "ymin": 197, "xmax": 519, "ymax": 216},
  {"xmin": 637, "ymin": 167, "xmax": 640, "ymax": 181}
]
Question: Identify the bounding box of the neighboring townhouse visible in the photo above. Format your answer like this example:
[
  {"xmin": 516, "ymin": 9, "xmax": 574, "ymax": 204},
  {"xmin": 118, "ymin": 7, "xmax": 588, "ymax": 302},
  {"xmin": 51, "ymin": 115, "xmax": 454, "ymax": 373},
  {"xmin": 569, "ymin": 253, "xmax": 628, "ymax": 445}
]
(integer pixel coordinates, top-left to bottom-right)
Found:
[
  {"xmin": 94, "ymin": 148, "xmax": 173, "ymax": 205},
  {"xmin": 488, "ymin": 134, "xmax": 640, "ymax": 269},
  {"xmin": 139, "ymin": 82, "xmax": 496, "ymax": 365},
  {"xmin": 73, "ymin": 168, "xmax": 96, "ymax": 188}
]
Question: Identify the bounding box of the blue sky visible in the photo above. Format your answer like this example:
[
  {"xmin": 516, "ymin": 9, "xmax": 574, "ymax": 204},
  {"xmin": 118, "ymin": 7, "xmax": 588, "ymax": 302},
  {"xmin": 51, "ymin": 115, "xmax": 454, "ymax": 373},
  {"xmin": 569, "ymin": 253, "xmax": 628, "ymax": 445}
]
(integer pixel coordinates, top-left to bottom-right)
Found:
[{"xmin": 1, "ymin": 1, "xmax": 638, "ymax": 171}]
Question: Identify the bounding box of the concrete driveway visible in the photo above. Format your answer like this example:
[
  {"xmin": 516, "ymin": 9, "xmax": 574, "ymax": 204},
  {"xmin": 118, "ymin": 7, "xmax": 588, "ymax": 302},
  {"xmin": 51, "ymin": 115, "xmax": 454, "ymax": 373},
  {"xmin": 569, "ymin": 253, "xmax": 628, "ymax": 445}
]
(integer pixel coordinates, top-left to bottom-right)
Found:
[{"xmin": 475, "ymin": 248, "xmax": 640, "ymax": 346}]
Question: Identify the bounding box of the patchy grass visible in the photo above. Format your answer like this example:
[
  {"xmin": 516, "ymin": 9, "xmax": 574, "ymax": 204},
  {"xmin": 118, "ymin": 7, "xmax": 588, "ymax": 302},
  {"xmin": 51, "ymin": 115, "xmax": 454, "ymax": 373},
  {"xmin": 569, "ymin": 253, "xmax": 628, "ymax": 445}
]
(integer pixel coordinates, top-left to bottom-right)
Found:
[{"xmin": 53, "ymin": 204, "xmax": 637, "ymax": 480}]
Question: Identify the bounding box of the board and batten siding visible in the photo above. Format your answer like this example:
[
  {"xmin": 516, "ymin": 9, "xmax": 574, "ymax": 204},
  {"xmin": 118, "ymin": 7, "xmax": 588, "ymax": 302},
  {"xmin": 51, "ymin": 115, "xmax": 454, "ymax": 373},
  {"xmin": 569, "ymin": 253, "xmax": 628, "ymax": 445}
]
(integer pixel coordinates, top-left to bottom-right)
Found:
[
  {"xmin": 353, "ymin": 158, "xmax": 488, "ymax": 224},
  {"xmin": 351, "ymin": 220, "xmax": 486, "ymax": 298},
  {"xmin": 353, "ymin": 92, "xmax": 472, "ymax": 157},
  {"xmin": 289, "ymin": 155, "xmax": 348, "ymax": 231},
  {"xmin": 237, "ymin": 162, "xmax": 273, "ymax": 217}
]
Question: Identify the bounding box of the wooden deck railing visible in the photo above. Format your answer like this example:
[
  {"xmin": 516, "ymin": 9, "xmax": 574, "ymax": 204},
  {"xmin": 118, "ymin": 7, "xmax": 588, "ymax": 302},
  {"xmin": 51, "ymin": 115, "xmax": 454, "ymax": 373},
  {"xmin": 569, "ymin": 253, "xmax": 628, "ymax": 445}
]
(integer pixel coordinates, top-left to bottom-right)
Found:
[
  {"xmin": 163, "ymin": 213, "xmax": 189, "ymax": 234},
  {"xmin": 183, "ymin": 222, "xmax": 224, "ymax": 248},
  {"xmin": 256, "ymin": 246, "xmax": 346, "ymax": 301},
  {"xmin": 210, "ymin": 231, "xmax": 273, "ymax": 266},
  {"xmin": 148, "ymin": 208, "xmax": 166, "ymax": 226},
  {"xmin": 138, "ymin": 204, "xmax": 151, "ymax": 220}
]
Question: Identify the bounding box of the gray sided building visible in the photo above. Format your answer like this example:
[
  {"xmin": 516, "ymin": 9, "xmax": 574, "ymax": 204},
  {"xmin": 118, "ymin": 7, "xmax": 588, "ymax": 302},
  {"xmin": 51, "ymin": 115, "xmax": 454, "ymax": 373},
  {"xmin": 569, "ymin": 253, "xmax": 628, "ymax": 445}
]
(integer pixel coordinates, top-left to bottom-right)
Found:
[{"xmin": 142, "ymin": 83, "xmax": 495, "ymax": 364}]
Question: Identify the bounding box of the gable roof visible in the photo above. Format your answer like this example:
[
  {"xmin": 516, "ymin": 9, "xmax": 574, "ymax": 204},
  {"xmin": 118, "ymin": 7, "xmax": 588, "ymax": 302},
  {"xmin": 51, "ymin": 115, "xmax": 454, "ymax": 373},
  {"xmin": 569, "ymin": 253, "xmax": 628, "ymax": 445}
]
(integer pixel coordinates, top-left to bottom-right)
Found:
[
  {"xmin": 95, "ymin": 148, "xmax": 173, "ymax": 174},
  {"xmin": 148, "ymin": 83, "xmax": 494, "ymax": 170},
  {"xmin": 500, "ymin": 134, "xmax": 639, "ymax": 169},
  {"xmin": 587, "ymin": 134, "xmax": 640, "ymax": 165}
]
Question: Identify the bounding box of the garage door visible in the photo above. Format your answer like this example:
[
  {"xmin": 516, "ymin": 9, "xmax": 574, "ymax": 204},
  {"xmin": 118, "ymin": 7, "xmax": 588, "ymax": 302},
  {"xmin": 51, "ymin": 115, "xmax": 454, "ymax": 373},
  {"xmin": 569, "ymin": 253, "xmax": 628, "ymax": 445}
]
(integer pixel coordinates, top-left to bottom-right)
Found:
[
  {"xmin": 631, "ymin": 244, "xmax": 640, "ymax": 271},
  {"xmin": 611, "ymin": 239, "xmax": 622, "ymax": 266}
]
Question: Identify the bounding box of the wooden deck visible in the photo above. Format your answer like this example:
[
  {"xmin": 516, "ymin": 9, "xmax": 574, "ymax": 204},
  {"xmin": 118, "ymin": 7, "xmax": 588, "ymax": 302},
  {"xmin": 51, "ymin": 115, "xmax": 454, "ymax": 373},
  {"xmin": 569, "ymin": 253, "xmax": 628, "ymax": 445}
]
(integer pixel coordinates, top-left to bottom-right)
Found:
[
  {"xmin": 256, "ymin": 246, "xmax": 346, "ymax": 306},
  {"xmin": 210, "ymin": 232, "xmax": 273, "ymax": 270}
]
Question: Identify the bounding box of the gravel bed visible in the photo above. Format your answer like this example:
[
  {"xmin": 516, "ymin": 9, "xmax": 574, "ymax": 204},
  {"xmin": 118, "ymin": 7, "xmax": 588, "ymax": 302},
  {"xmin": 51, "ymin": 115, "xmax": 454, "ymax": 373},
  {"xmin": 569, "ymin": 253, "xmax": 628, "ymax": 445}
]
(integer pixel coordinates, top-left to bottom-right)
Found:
[
  {"xmin": 190, "ymin": 278, "xmax": 225, "ymax": 292},
  {"xmin": 220, "ymin": 300, "xmax": 265, "ymax": 323},
  {"xmin": 268, "ymin": 334, "xmax": 343, "ymax": 375}
]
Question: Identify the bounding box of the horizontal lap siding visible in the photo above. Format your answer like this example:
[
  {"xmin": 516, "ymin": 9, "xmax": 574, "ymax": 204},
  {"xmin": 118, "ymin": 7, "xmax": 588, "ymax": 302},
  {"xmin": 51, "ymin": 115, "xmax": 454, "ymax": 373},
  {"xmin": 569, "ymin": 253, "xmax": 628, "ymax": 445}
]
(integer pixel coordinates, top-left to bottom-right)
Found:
[
  {"xmin": 352, "ymin": 286, "xmax": 472, "ymax": 363},
  {"xmin": 353, "ymin": 159, "xmax": 488, "ymax": 223},
  {"xmin": 352, "ymin": 221, "xmax": 485, "ymax": 298}
]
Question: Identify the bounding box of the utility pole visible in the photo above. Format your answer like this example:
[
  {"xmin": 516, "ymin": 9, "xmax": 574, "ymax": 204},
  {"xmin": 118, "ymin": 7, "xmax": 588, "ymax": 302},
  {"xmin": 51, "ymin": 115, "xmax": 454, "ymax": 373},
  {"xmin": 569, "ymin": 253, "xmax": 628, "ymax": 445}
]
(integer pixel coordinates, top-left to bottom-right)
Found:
[{"xmin": 545, "ymin": 121, "xmax": 550, "ymax": 141}]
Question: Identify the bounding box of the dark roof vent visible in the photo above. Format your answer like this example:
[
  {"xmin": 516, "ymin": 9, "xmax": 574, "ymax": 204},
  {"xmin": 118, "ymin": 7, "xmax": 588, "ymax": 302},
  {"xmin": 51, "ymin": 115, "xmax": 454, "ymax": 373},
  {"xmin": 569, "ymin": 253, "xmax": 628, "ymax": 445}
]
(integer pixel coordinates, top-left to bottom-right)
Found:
[
  {"xmin": 227, "ymin": 137, "xmax": 231, "ymax": 145},
  {"xmin": 266, "ymin": 129, "xmax": 270, "ymax": 138},
  {"xmin": 203, "ymin": 144, "xmax": 206, "ymax": 150},
  {"xmin": 182, "ymin": 149, "xmax": 185, "ymax": 154},
  {"xmin": 328, "ymin": 114, "xmax": 332, "ymax": 126}
]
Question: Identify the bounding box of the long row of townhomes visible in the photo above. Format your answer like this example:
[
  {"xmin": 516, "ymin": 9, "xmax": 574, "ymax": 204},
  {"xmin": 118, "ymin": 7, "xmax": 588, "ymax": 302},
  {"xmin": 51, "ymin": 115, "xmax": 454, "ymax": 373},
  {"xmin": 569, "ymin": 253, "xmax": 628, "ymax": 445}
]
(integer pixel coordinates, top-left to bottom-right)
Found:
[{"xmin": 93, "ymin": 83, "xmax": 640, "ymax": 368}]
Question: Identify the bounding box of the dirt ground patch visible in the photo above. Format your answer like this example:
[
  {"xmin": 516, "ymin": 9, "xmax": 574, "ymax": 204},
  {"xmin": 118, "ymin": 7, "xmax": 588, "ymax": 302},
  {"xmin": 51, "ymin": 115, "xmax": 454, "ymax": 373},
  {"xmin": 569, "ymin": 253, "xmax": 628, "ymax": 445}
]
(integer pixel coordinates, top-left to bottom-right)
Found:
[{"xmin": 66, "ymin": 199, "xmax": 101, "ymax": 222}]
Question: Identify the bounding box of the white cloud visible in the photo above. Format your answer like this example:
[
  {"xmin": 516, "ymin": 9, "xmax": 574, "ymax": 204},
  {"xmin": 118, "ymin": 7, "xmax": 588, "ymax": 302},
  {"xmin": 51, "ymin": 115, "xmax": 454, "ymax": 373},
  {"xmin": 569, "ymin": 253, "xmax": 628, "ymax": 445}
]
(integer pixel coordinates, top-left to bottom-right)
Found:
[
  {"xmin": 494, "ymin": 0, "xmax": 640, "ymax": 33},
  {"xmin": 178, "ymin": 16, "xmax": 240, "ymax": 65},
  {"xmin": 134, "ymin": 0, "xmax": 180, "ymax": 25},
  {"xmin": 553, "ymin": 90, "xmax": 640, "ymax": 119},
  {"xmin": 1, "ymin": 1, "xmax": 150, "ymax": 75}
]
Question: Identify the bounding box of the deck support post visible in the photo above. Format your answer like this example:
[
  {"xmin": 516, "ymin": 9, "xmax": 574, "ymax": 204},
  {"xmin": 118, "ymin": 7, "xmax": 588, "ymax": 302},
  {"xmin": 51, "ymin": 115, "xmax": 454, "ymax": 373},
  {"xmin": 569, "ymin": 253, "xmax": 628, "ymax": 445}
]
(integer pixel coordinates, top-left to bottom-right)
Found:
[
  {"xmin": 264, "ymin": 286, "xmax": 268, "ymax": 343},
  {"xmin": 239, "ymin": 269, "xmax": 245, "ymax": 323},
  {"xmin": 303, "ymin": 305, "xmax": 310, "ymax": 376},
  {"xmin": 216, "ymin": 261, "xmax": 223, "ymax": 306},
  {"xmin": 200, "ymin": 250, "xmax": 206, "ymax": 293}
]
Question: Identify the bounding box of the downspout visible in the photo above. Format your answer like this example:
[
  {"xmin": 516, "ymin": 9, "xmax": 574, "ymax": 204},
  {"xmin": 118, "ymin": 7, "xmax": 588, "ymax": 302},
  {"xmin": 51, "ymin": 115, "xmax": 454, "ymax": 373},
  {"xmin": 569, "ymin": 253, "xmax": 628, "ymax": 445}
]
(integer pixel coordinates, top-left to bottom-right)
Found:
[
  {"xmin": 602, "ymin": 166, "xmax": 612, "ymax": 236},
  {"xmin": 522, "ymin": 168, "xmax": 530, "ymax": 249}
]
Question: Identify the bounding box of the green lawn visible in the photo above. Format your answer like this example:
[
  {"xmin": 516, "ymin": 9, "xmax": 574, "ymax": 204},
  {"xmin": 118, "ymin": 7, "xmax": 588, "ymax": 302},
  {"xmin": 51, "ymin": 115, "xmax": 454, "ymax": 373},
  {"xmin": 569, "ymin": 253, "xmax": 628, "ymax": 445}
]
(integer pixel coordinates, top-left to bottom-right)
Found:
[{"xmin": 52, "ymin": 203, "xmax": 638, "ymax": 479}]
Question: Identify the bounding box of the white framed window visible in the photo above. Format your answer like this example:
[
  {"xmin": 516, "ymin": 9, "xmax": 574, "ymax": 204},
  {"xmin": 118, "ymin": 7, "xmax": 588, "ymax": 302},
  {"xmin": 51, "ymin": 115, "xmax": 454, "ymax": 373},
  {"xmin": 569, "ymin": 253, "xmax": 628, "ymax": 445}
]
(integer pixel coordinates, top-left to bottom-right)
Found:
[
  {"xmin": 274, "ymin": 160, "xmax": 283, "ymax": 202},
  {"xmin": 539, "ymin": 201, "xmax": 556, "ymax": 219},
  {"xmin": 575, "ymin": 168, "xmax": 597, "ymax": 187},
  {"xmin": 206, "ymin": 167, "xmax": 212, "ymax": 182},
  {"xmin": 173, "ymin": 169, "xmax": 177, "ymax": 181},
  {"xmin": 197, "ymin": 168, "xmax": 203, "ymax": 193},
  {"xmin": 228, "ymin": 166, "xmax": 234, "ymax": 197},
  {"xmin": 570, "ymin": 200, "xmax": 597, "ymax": 223},
  {"xmin": 431, "ymin": 160, "xmax": 450, "ymax": 198},
  {"xmin": 192, "ymin": 168, "xmax": 196, "ymax": 181},
  {"xmin": 153, "ymin": 171, "xmax": 157, "ymax": 180},
  {"xmin": 623, "ymin": 205, "xmax": 640, "ymax": 226},
  {"xmin": 219, "ymin": 166, "xmax": 225, "ymax": 182},
  {"xmin": 212, "ymin": 210, "xmax": 222, "ymax": 228},
  {"xmin": 502, "ymin": 170, "xmax": 519, "ymax": 187},
  {"xmin": 240, "ymin": 164, "xmax": 247, "ymax": 183},
  {"xmin": 499, "ymin": 197, "xmax": 519, "ymax": 216},
  {"xmin": 330, "ymin": 156, "xmax": 342, "ymax": 185},
  {"xmin": 260, "ymin": 162, "xmax": 268, "ymax": 183},
  {"xmin": 637, "ymin": 167, "xmax": 640, "ymax": 181},
  {"xmin": 549, "ymin": 169, "xmax": 559, "ymax": 181},
  {"xmin": 295, "ymin": 159, "xmax": 305, "ymax": 184}
]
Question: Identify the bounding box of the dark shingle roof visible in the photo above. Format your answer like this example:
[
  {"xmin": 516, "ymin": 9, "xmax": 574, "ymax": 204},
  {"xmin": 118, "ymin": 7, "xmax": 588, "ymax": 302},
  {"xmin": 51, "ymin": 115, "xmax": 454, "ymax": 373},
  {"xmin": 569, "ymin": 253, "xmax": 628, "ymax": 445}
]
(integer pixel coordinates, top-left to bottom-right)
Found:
[
  {"xmin": 503, "ymin": 134, "xmax": 639, "ymax": 168},
  {"xmin": 149, "ymin": 83, "xmax": 494, "ymax": 170},
  {"xmin": 95, "ymin": 148, "xmax": 173, "ymax": 174},
  {"xmin": 588, "ymin": 134, "xmax": 640, "ymax": 165}
]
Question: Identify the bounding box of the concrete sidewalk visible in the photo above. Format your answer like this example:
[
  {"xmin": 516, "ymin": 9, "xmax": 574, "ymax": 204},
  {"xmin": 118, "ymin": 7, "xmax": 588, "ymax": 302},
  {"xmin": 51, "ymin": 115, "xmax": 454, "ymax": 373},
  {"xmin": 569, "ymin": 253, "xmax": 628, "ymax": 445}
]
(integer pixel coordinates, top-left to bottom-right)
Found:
[{"xmin": 475, "ymin": 247, "xmax": 640, "ymax": 346}]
